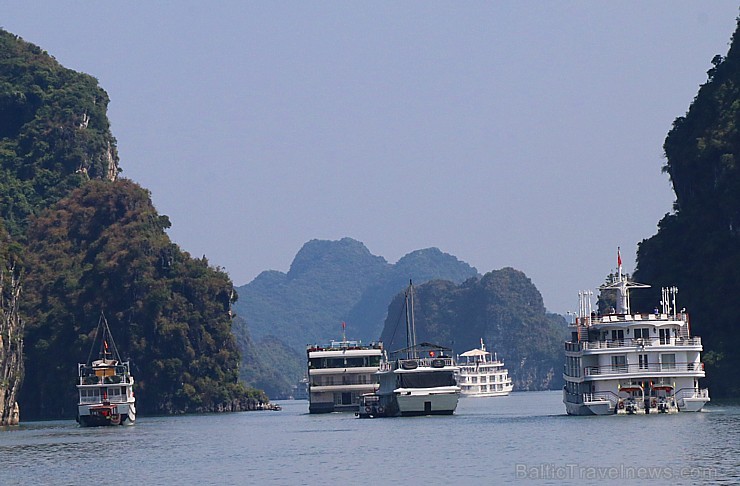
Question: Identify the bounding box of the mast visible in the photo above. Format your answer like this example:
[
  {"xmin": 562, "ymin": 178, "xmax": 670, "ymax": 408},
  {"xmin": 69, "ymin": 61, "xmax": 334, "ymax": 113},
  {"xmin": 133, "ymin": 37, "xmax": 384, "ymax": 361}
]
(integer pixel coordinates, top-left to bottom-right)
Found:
[
  {"xmin": 599, "ymin": 247, "xmax": 649, "ymax": 314},
  {"xmin": 404, "ymin": 280, "xmax": 418, "ymax": 359}
]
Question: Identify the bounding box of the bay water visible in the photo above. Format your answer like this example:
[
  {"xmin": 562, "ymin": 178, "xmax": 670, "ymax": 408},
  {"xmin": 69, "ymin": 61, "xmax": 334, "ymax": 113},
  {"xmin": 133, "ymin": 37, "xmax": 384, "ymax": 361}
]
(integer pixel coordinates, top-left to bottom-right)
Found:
[{"xmin": 2, "ymin": 390, "xmax": 738, "ymax": 485}]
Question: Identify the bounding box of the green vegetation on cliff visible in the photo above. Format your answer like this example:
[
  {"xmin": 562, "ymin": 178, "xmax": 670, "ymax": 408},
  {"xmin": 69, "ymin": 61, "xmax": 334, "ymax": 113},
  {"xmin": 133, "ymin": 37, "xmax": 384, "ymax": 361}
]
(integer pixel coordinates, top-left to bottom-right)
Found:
[
  {"xmin": 0, "ymin": 29, "xmax": 265, "ymax": 419},
  {"xmin": 634, "ymin": 19, "xmax": 740, "ymax": 397},
  {"xmin": 0, "ymin": 29, "xmax": 119, "ymax": 238}
]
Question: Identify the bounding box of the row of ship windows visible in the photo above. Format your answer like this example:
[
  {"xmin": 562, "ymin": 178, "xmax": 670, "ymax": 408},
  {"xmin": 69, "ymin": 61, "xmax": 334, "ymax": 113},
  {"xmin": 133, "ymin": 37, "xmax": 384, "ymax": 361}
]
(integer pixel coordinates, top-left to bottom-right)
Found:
[
  {"xmin": 311, "ymin": 374, "xmax": 374, "ymax": 386},
  {"xmin": 79, "ymin": 387, "xmax": 126, "ymax": 398},
  {"xmin": 459, "ymin": 375, "xmax": 508, "ymax": 383},
  {"xmin": 461, "ymin": 384, "xmax": 509, "ymax": 391},
  {"xmin": 308, "ymin": 356, "xmax": 381, "ymax": 369}
]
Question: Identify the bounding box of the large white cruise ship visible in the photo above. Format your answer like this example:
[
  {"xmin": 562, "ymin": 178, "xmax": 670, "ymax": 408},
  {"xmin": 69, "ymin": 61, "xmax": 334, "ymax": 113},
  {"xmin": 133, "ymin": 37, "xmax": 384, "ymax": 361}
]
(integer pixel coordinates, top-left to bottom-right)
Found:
[
  {"xmin": 357, "ymin": 282, "xmax": 460, "ymax": 418},
  {"xmin": 306, "ymin": 333, "xmax": 383, "ymax": 413},
  {"xmin": 563, "ymin": 251, "xmax": 710, "ymax": 415}
]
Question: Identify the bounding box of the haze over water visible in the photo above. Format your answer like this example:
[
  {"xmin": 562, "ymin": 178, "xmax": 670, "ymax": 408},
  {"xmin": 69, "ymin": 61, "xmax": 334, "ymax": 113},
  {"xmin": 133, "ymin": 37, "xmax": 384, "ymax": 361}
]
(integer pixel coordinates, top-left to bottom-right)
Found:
[{"xmin": 2, "ymin": 391, "xmax": 737, "ymax": 485}]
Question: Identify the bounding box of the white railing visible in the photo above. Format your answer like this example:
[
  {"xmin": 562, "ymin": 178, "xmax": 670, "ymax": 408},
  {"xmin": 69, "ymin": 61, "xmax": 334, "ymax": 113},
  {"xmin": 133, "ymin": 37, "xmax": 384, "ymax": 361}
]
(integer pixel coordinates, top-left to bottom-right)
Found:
[
  {"xmin": 567, "ymin": 337, "xmax": 701, "ymax": 352},
  {"xmin": 584, "ymin": 362, "xmax": 704, "ymax": 376},
  {"xmin": 677, "ymin": 388, "xmax": 710, "ymax": 400}
]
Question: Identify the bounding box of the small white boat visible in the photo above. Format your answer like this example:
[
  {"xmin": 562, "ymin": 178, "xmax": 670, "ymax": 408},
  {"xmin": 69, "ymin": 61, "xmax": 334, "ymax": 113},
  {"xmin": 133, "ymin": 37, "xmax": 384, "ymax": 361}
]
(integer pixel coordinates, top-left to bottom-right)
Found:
[
  {"xmin": 457, "ymin": 339, "xmax": 513, "ymax": 397},
  {"xmin": 76, "ymin": 314, "xmax": 136, "ymax": 426}
]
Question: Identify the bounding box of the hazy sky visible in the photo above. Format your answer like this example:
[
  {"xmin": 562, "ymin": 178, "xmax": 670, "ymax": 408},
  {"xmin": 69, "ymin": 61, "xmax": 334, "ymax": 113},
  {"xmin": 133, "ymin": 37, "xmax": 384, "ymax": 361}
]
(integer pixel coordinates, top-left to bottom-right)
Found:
[{"xmin": 3, "ymin": 3, "xmax": 738, "ymax": 314}]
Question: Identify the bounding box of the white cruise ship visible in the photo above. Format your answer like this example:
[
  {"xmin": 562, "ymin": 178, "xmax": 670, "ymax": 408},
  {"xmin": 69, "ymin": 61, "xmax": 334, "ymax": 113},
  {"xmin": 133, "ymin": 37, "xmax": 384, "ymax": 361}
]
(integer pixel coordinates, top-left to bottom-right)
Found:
[
  {"xmin": 563, "ymin": 252, "xmax": 710, "ymax": 415},
  {"xmin": 457, "ymin": 339, "xmax": 513, "ymax": 397},
  {"xmin": 306, "ymin": 334, "xmax": 383, "ymax": 413},
  {"xmin": 357, "ymin": 282, "xmax": 460, "ymax": 418}
]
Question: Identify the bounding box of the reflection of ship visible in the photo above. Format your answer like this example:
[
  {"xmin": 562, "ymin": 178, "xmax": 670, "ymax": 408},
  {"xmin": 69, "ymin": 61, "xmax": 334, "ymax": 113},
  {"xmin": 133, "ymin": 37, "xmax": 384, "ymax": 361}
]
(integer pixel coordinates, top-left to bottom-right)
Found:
[
  {"xmin": 563, "ymin": 250, "xmax": 710, "ymax": 415},
  {"xmin": 358, "ymin": 281, "xmax": 460, "ymax": 418},
  {"xmin": 293, "ymin": 378, "xmax": 309, "ymax": 400},
  {"xmin": 76, "ymin": 314, "xmax": 136, "ymax": 426},
  {"xmin": 306, "ymin": 324, "xmax": 383, "ymax": 413},
  {"xmin": 457, "ymin": 339, "xmax": 513, "ymax": 397}
]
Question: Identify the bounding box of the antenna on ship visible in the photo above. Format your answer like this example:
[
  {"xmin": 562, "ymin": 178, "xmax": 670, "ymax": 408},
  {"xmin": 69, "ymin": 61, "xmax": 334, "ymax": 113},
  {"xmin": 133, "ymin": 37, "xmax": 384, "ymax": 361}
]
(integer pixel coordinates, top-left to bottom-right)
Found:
[
  {"xmin": 341, "ymin": 321, "xmax": 347, "ymax": 344},
  {"xmin": 600, "ymin": 247, "xmax": 649, "ymax": 314}
]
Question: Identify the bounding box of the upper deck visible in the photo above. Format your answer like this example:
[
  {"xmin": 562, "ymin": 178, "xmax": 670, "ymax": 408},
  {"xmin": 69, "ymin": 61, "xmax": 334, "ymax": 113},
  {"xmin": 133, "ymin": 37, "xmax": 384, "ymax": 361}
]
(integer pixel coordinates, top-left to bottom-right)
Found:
[
  {"xmin": 77, "ymin": 360, "xmax": 133, "ymax": 386},
  {"xmin": 307, "ymin": 340, "xmax": 383, "ymax": 372}
]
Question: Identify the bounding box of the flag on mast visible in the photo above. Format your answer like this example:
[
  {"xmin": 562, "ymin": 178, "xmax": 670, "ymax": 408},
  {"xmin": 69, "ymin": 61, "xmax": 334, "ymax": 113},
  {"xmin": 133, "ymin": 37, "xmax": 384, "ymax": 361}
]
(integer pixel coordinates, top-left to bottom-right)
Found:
[{"xmin": 617, "ymin": 247, "xmax": 622, "ymax": 268}]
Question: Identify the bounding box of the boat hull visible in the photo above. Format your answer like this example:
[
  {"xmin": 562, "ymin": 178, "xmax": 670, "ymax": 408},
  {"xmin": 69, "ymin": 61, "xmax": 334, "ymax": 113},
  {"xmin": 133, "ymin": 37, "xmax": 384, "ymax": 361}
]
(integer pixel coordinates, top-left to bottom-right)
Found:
[
  {"xmin": 461, "ymin": 390, "xmax": 511, "ymax": 398},
  {"xmin": 370, "ymin": 387, "xmax": 460, "ymax": 417},
  {"xmin": 564, "ymin": 400, "xmax": 614, "ymax": 416},
  {"xmin": 77, "ymin": 402, "xmax": 135, "ymax": 427},
  {"xmin": 679, "ymin": 397, "xmax": 710, "ymax": 412}
]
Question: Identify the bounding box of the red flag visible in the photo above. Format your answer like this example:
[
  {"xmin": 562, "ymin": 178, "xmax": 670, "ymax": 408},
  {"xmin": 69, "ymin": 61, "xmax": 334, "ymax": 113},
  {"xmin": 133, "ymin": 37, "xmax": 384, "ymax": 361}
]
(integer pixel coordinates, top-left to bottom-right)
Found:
[
  {"xmin": 617, "ymin": 247, "xmax": 622, "ymax": 267},
  {"xmin": 104, "ymin": 340, "xmax": 109, "ymax": 350},
  {"xmin": 341, "ymin": 321, "xmax": 346, "ymax": 330}
]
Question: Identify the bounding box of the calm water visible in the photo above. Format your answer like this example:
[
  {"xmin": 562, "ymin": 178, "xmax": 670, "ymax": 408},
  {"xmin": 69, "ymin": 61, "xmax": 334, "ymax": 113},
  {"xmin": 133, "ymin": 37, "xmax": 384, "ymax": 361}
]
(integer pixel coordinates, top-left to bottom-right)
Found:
[{"xmin": 2, "ymin": 391, "xmax": 738, "ymax": 485}]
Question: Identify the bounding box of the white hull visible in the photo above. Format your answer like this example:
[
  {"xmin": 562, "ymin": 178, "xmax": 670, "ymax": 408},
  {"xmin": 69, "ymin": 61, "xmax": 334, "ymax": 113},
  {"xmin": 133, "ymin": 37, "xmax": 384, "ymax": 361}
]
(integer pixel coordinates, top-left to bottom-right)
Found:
[
  {"xmin": 563, "ymin": 393, "xmax": 613, "ymax": 416},
  {"xmin": 394, "ymin": 387, "xmax": 460, "ymax": 415},
  {"xmin": 461, "ymin": 390, "xmax": 511, "ymax": 398},
  {"xmin": 679, "ymin": 397, "xmax": 710, "ymax": 412}
]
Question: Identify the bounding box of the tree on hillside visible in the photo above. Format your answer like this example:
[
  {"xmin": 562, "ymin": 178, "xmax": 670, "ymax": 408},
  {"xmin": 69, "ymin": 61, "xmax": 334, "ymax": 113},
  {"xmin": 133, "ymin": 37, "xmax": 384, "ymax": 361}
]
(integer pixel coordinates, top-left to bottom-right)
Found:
[{"xmin": 0, "ymin": 29, "xmax": 119, "ymax": 238}]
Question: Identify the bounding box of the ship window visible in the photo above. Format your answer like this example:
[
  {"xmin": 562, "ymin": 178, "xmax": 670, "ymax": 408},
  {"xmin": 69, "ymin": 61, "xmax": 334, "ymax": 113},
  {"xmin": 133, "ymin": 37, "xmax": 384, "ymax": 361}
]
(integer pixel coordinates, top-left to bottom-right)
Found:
[
  {"xmin": 328, "ymin": 358, "xmax": 345, "ymax": 368},
  {"xmin": 308, "ymin": 358, "xmax": 322, "ymax": 369},
  {"xmin": 345, "ymin": 357, "xmax": 364, "ymax": 367},
  {"xmin": 368, "ymin": 356, "xmax": 380, "ymax": 367},
  {"xmin": 398, "ymin": 371, "xmax": 456, "ymax": 388},
  {"xmin": 639, "ymin": 354, "xmax": 649, "ymax": 370},
  {"xmin": 661, "ymin": 354, "xmax": 676, "ymax": 370},
  {"xmin": 611, "ymin": 355, "xmax": 627, "ymax": 372}
]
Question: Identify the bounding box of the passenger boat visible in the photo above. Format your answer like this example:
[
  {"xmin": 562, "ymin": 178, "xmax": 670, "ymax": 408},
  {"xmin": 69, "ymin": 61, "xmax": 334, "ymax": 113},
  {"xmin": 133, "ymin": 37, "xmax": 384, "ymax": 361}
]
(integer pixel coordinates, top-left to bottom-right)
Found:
[
  {"xmin": 76, "ymin": 314, "xmax": 136, "ymax": 426},
  {"xmin": 306, "ymin": 324, "xmax": 383, "ymax": 413},
  {"xmin": 357, "ymin": 281, "xmax": 460, "ymax": 418},
  {"xmin": 563, "ymin": 250, "xmax": 710, "ymax": 415},
  {"xmin": 457, "ymin": 339, "xmax": 513, "ymax": 397}
]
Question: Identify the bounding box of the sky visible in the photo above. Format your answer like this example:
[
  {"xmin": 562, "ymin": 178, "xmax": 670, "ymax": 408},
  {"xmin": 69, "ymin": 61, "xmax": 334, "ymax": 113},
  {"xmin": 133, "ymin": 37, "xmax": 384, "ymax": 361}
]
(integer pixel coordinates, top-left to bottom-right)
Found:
[{"xmin": 2, "ymin": 2, "xmax": 738, "ymax": 314}]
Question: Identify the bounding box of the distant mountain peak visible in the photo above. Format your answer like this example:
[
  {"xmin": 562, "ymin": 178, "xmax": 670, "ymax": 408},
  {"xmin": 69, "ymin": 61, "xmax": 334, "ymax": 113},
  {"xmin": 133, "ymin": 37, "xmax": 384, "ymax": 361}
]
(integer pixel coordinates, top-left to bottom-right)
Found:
[{"xmin": 287, "ymin": 237, "xmax": 387, "ymax": 278}]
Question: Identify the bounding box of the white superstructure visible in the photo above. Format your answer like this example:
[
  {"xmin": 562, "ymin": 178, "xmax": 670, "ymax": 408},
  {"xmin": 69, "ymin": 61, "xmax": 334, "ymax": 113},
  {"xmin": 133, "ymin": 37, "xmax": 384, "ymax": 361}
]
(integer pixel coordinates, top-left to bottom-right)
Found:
[
  {"xmin": 358, "ymin": 282, "xmax": 460, "ymax": 418},
  {"xmin": 563, "ymin": 250, "xmax": 710, "ymax": 415},
  {"xmin": 457, "ymin": 339, "xmax": 513, "ymax": 397}
]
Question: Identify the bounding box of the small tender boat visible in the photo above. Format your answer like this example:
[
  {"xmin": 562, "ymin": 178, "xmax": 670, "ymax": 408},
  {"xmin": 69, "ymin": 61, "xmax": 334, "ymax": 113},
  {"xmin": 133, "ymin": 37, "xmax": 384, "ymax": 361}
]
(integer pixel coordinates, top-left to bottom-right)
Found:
[{"xmin": 76, "ymin": 314, "xmax": 136, "ymax": 426}]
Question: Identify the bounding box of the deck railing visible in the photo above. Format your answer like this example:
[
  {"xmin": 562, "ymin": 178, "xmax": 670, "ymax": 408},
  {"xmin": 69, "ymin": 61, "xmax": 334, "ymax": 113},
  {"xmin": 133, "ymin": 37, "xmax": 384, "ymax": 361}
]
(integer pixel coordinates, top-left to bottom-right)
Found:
[
  {"xmin": 583, "ymin": 362, "xmax": 704, "ymax": 376},
  {"xmin": 676, "ymin": 387, "xmax": 710, "ymax": 400},
  {"xmin": 566, "ymin": 337, "xmax": 701, "ymax": 352},
  {"xmin": 380, "ymin": 356, "xmax": 455, "ymax": 371}
]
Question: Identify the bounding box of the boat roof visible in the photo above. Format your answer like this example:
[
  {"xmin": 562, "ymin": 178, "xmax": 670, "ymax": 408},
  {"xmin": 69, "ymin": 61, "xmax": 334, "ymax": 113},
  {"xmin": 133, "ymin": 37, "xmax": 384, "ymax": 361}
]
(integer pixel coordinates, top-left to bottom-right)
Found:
[{"xmin": 460, "ymin": 348, "xmax": 489, "ymax": 357}]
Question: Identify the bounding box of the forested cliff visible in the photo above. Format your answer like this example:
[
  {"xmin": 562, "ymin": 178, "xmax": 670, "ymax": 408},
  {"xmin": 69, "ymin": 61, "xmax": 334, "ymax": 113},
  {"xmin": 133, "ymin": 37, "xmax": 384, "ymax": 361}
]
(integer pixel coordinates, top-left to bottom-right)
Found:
[
  {"xmin": 633, "ymin": 19, "xmax": 740, "ymax": 397},
  {"xmin": 380, "ymin": 270, "xmax": 568, "ymax": 390},
  {"xmin": 0, "ymin": 29, "xmax": 265, "ymax": 419}
]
